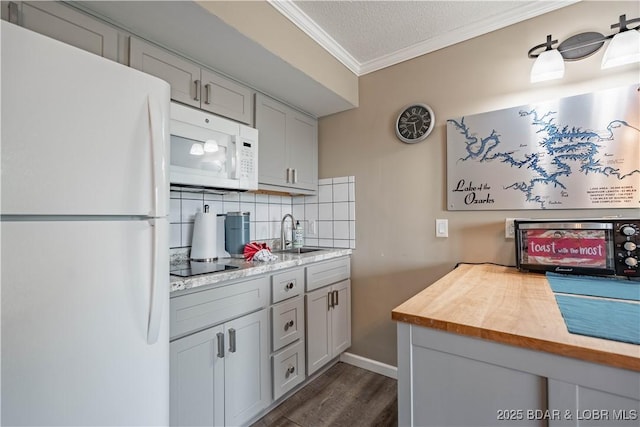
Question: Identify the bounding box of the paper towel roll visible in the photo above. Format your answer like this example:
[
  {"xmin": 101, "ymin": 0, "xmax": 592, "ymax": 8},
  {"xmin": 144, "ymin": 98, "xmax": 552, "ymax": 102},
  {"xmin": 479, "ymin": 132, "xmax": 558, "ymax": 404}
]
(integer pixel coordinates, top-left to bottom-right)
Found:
[{"xmin": 190, "ymin": 205, "xmax": 217, "ymax": 261}]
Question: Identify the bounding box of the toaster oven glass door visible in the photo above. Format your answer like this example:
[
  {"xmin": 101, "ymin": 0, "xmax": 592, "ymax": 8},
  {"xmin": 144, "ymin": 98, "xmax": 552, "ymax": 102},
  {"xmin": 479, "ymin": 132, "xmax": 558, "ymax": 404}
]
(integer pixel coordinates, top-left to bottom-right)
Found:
[{"xmin": 517, "ymin": 222, "xmax": 615, "ymax": 274}]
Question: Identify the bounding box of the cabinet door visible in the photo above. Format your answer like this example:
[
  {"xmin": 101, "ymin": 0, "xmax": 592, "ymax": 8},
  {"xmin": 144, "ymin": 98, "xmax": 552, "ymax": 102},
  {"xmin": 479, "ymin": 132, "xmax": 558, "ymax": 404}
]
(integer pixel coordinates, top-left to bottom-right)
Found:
[
  {"xmin": 255, "ymin": 93, "xmax": 288, "ymax": 188},
  {"xmin": 224, "ymin": 309, "xmax": 270, "ymax": 427},
  {"xmin": 331, "ymin": 280, "xmax": 351, "ymax": 355},
  {"xmin": 305, "ymin": 287, "xmax": 332, "ymax": 376},
  {"xmin": 201, "ymin": 69, "xmax": 253, "ymax": 124},
  {"xmin": 170, "ymin": 326, "xmax": 224, "ymax": 427},
  {"xmin": 13, "ymin": 1, "xmax": 118, "ymax": 61},
  {"xmin": 129, "ymin": 37, "xmax": 199, "ymax": 107},
  {"xmin": 287, "ymin": 110, "xmax": 318, "ymax": 191}
]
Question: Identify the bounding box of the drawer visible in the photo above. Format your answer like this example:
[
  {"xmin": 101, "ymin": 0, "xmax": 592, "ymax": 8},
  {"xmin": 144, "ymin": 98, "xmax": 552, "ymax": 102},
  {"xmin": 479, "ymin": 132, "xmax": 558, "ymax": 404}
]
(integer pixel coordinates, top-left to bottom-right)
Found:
[
  {"xmin": 170, "ymin": 275, "xmax": 269, "ymax": 339},
  {"xmin": 272, "ymin": 340, "xmax": 306, "ymax": 400},
  {"xmin": 271, "ymin": 296, "xmax": 304, "ymax": 352},
  {"xmin": 306, "ymin": 256, "xmax": 351, "ymax": 292},
  {"xmin": 271, "ymin": 268, "xmax": 304, "ymax": 304}
]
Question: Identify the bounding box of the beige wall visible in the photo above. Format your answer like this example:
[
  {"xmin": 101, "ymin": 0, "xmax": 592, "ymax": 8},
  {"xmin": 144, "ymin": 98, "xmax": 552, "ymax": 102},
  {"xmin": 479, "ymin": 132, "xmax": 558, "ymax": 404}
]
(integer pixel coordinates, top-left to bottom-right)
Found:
[{"xmin": 318, "ymin": 1, "xmax": 640, "ymax": 366}]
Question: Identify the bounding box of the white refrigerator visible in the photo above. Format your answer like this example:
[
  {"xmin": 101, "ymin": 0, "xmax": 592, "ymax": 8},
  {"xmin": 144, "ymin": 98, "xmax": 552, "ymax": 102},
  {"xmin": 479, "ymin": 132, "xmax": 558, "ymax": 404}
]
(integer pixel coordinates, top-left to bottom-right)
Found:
[{"xmin": 1, "ymin": 22, "xmax": 170, "ymax": 425}]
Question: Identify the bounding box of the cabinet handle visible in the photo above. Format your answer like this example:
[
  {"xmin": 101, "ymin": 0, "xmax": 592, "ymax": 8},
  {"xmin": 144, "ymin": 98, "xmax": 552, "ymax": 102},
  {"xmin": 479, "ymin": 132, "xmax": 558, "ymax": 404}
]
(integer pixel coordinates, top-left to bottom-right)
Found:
[
  {"xmin": 285, "ymin": 168, "xmax": 291, "ymax": 183},
  {"xmin": 216, "ymin": 332, "xmax": 225, "ymax": 358},
  {"xmin": 228, "ymin": 328, "xmax": 236, "ymax": 353},
  {"xmin": 193, "ymin": 80, "xmax": 201, "ymax": 101},
  {"xmin": 292, "ymin": 168, "xmax": 298, "ymax": 184},
  {"xmin": 284, "ymin": 320, "xmax": 294, "ymax": 331},
  {"xmin": 285, "ymin": 365, "xmax": 295, "ymax": 378},
  {"xmin": 327, "ymin": 291, "xmax": 333, "ymax": 310},
  {"xmin": 8, "ymin": 2, "xmax": 19, "ymax": 24},
  {"xmin": 204, "ymin": 83, "xmax": 211, "ymax": 105},
  {"xmin": 285, "ymin": 282, "xmax": 294, "ymax": 291},
  {"xmin": 334, "ymin": 290, "xmax": 339, "ymax": 306}
]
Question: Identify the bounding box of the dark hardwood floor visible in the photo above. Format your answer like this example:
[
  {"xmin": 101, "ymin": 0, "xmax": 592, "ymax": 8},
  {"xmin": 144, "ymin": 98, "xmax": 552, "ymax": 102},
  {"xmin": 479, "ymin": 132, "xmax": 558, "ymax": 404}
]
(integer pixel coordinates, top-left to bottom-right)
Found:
[{"xmin": 251, "ymin": 362, "xmax": 398, "ymax": 427}]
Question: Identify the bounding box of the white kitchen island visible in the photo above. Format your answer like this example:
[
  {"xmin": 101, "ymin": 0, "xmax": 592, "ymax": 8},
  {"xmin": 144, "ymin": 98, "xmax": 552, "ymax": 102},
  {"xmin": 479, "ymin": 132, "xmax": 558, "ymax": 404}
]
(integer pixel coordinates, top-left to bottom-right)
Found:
[{"xmin": 392, "ymin": 264, "xmax": 640, "ymax": 427}]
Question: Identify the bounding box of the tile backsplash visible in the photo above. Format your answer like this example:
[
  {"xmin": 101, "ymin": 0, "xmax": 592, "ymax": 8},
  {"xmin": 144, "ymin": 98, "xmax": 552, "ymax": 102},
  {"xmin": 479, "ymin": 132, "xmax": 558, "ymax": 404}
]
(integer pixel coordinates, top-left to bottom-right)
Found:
[{"xmin": 170, "ymin": 176, "xmax": 356, "ymax": 254}]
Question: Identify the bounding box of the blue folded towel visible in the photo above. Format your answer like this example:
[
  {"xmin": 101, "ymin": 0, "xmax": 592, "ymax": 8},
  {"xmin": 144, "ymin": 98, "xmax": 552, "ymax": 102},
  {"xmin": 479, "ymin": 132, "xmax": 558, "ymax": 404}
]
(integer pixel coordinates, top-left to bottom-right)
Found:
[
  {"xmin": 554, "ymin": 294, "xmax": 640, "ymax": 345},
  {"xmin": 546, "ymin": 272, "xmax": 640, "ymax": 302},
  {"xmin": 546, "ymin": 272, "xmax": 640, "ymax": 344}
]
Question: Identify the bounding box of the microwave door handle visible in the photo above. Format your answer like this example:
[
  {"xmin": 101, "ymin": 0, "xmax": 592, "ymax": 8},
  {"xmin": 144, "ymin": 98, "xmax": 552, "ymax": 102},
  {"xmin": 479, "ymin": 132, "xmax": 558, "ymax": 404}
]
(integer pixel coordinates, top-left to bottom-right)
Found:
[{"xmin": 231, "ymin": 136, "xmax": 240, "ymax": 179}]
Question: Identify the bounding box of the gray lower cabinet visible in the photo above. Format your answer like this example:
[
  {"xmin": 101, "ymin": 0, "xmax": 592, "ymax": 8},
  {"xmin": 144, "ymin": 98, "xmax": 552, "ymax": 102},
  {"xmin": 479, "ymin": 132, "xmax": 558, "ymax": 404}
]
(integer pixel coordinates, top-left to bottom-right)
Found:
[
  {"xmin": 171, "ymin": 309, "xmax": 270, "ymax": 427},
  {"xmin": 170, "ymin": 256, "xmax": 351, "ymax": 426},
  {"xmin": 397, "ymin": 323, "xmax": 640, "ymax": 427},
  {"xmin": 2, "ymin": 1, "xmax": 119, "ymax": 61},
  {"xmin": 170, "ymin": 276, "xmax": 270, "ymax": 427},
  {"xmin": 170, "ymin": 324, "xmax": 224, "ymax": 427},
  {"xmin": 129, "ymin": 37, "xmax": 253, "ymax": 124},
  {"xmin": 305, "ymin": 279, "xmax": 351, "ymax": 376},
  {"xmin": 270, "ymin": 268, "xmax": 306, "ymax": 400},
  {"xmin": 305, "ymin": 257, "xmax": 352, "ymax": 376},
  {"xmin": 255, "ymin": 93, "xmax": 318, "ymax": 194}
]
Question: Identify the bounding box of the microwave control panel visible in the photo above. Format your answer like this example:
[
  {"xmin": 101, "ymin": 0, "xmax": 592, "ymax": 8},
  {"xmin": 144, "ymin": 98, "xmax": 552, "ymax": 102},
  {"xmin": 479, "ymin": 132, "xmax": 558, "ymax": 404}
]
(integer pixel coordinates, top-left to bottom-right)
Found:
[
  {"xmin": 613, "ymin": 220, "xmax": 640, "ymax": 277},
  {"xmin": 239, "ymin": 142, "xmax": 255, "ymax": 179}
]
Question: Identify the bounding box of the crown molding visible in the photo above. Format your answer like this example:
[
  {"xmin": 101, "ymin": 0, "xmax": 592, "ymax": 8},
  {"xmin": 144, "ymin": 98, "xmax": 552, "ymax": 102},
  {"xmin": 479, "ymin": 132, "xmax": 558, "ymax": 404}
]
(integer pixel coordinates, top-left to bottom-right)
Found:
[
  {"xmin": 269, "ymin": 0, "xmax": 580, "ymax": 76},
  {"xmin": 268, "ymin": 0, "xmax": 361, "ymax": 75}
]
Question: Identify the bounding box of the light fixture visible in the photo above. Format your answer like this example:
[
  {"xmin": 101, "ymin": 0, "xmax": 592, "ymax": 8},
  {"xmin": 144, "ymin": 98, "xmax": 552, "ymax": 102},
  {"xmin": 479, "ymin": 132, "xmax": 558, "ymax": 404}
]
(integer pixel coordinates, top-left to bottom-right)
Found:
[
  {"xmin": 529, "ymin": 35, "xmax": 565, "ymax": 83},
  {"xmin": 189, "ymin": 143, "xmax": 204, "ymax": 156},
  {"xmin": 602, "ymin": 14, "xmax": 640, "ymax": 69},
  {"xmin": 203, "ymin": 139, "xmax": 219, "ymax": 153},
  {"xmin": 528, "ymin": 14, "xmax": 640, "ymax": 82}
]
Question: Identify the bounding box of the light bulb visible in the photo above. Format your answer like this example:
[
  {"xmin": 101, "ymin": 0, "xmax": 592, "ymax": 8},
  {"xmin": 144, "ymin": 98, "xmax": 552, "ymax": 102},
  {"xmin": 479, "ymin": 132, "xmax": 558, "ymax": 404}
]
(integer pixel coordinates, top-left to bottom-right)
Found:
[
  {"xmin": 189, "ymin": 143, "xmax": 204, "ymax": 156},
  {"xmin": 530, "ymin": 49, "xmax": 565, "ymax": 83},
  {"xmin": 203, "ymin": 139, "xmax": 219, "ymax": 153}
]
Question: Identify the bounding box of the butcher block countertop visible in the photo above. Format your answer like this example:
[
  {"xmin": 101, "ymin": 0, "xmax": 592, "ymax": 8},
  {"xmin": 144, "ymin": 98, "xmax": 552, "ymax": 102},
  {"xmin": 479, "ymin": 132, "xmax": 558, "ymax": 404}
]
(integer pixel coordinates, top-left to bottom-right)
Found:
[{"xmin": 392, "ymin": 263, "xmax": 640, "ymax": 372}]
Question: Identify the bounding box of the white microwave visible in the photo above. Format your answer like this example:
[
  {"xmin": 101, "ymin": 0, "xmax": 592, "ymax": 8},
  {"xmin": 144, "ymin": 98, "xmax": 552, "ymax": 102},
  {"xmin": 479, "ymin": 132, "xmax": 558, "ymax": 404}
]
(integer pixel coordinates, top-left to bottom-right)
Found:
[{"xmin": 169, "ymin": 102, "xmax": 258, "ymax": 191}]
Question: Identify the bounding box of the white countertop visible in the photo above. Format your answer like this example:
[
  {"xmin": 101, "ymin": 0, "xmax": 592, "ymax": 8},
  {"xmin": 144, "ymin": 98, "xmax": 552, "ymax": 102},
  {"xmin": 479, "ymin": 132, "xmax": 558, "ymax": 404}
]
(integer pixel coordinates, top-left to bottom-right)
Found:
[{"xmin": 170, "ymin": 248, "xmax": 352, "ymax": 294}]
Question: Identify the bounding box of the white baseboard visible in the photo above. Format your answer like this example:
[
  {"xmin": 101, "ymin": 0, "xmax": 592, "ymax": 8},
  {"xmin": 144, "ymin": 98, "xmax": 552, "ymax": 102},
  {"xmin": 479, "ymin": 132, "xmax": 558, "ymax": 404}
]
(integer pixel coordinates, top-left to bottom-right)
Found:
[{"xmin": 339, "ymin": 352, "xmax": 397, "ymax": 380}]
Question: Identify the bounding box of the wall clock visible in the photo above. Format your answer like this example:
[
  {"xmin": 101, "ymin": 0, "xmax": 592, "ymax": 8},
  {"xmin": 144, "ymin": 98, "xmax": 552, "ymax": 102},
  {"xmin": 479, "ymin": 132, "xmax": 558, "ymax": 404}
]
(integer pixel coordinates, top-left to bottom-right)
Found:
[{"xmin": 395, "ymin": 103, "xmax": 435, "ymax": 144}]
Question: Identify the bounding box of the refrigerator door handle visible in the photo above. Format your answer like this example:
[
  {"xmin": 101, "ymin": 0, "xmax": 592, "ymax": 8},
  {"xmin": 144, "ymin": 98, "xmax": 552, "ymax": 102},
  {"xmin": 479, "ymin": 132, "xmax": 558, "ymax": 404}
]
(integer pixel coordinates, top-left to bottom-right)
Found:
[
  {"xmin": 147, "ymin": 218, "xmax": 168, "ymax": 344},
  {"xmin": 147, "ymin": 95, "xmax": 167, "ymax": 218}
]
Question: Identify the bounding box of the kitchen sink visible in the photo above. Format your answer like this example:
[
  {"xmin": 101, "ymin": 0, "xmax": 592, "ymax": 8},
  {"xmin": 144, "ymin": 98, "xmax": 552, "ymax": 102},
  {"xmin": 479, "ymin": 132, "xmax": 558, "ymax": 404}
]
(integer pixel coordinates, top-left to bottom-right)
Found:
[{"xmin": 277, "ymin": 247, "xmax": 323, "ymax": 254}]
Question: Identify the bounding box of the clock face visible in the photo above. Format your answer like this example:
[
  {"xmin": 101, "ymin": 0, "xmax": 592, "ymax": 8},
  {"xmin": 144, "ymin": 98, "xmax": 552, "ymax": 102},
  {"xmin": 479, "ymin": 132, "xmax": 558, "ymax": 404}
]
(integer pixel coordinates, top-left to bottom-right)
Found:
[{"xmin": 395, "ymin": 104, "xmax": 435, "ymax": 143}]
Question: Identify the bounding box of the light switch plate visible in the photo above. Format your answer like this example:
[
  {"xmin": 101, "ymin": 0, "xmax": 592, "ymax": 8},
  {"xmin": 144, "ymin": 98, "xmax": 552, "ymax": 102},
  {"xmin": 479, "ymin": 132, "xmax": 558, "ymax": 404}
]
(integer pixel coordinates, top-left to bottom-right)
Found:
[{"xmin": 436, "ymin": 219, "xmax": 448, "ymax": 238}]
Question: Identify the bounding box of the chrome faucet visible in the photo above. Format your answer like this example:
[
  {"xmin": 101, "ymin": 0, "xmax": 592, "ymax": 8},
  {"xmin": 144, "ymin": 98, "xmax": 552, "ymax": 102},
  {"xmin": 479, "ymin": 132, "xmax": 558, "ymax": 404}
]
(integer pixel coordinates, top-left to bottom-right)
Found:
[{"xmin": 281, "ymin": 214, "xmax": 296, "ymax": 250}]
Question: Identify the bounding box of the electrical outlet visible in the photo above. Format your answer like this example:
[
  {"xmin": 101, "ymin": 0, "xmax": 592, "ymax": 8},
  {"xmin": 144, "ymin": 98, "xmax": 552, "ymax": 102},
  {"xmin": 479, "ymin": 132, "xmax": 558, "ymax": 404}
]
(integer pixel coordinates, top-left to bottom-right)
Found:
[
  {"xmin": 505, "ymin": 218, "xmax": 516, "ymax": 239},
  {"xmin": 307, "ymin": 220, "xmax": 317, "ymax": 236},
  {"xmin": 436, "ymin": 219, "xmax": 448, "ymax": 238}
]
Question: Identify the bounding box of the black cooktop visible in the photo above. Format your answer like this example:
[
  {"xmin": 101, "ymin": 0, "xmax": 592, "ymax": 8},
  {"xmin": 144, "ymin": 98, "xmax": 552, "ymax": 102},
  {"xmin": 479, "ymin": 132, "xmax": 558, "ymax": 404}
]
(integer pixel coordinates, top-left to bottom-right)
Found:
[{"xmin": 170, "ymin": 261, "xmax": 239, "ymax": 277}]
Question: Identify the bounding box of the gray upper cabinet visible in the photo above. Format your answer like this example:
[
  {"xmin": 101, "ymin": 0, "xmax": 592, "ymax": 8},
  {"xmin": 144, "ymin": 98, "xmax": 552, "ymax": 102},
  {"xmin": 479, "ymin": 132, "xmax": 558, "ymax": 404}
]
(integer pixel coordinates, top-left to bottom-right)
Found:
[
  {"xmin": 255, "ymin": 93, "xmax": 318, "ymax": 194},
  {"xmin": 129, "ymin": 37, "xmax": 199, "ymax": 107},
  {"xmin": 129, "ymin": 37, "xmax": 253, "ymax": 125},
  {"xmin": 2, "ymin": 1, "xmax": 118, "ymax": 61}
]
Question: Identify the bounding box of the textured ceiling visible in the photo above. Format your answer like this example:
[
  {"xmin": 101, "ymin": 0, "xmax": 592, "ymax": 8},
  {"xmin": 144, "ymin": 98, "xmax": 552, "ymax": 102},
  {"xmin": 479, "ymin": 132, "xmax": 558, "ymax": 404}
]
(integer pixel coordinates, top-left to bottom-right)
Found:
[{"xmin": 273, "ymin": 0, "xmax": 578, "ymax": 75}]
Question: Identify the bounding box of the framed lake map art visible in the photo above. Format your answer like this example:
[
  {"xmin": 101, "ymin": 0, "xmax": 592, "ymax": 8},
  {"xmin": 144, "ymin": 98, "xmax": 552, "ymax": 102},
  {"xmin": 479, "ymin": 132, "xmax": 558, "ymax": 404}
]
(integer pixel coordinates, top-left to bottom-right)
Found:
[{"xmin": 446, "ymin": 85, "xmax": 639, "ymax": 210}]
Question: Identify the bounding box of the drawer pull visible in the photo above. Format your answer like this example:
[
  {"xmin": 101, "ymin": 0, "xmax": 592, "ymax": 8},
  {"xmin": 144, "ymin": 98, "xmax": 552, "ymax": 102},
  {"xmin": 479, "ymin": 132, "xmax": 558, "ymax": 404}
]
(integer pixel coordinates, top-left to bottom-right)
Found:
[
  {"xmin": 284, "ymin": 320, "xmax": 294, "ymax": 331},
  {"xmin": 193, "ymin": 80, "xmax": 201, "ymax": 101},
  {"xmin": 216, "ymin": 332, "xmax": 224, "ymax": 358},
  {"xmin": 285, "ymin": 282, "xmax": 294, "ymax": 290},
  {"xmin": 228, "ymin": 328, "xmax": 236, "ymax": 353},
  {"xmin": 285, "ymin": 365, "xmax": 295, "ymax": 378},
  {"xmin": 204, "ymin": 83, "xmax": 211, "ymax": 105}
]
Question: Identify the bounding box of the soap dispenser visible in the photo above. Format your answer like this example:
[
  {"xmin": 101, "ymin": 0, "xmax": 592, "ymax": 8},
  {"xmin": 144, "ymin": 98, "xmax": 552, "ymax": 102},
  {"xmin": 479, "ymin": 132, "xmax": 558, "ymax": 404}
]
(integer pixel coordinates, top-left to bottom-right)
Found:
[{"xmin": 293, "ymin": 220, "xmax": 304, "ymax": 248}]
